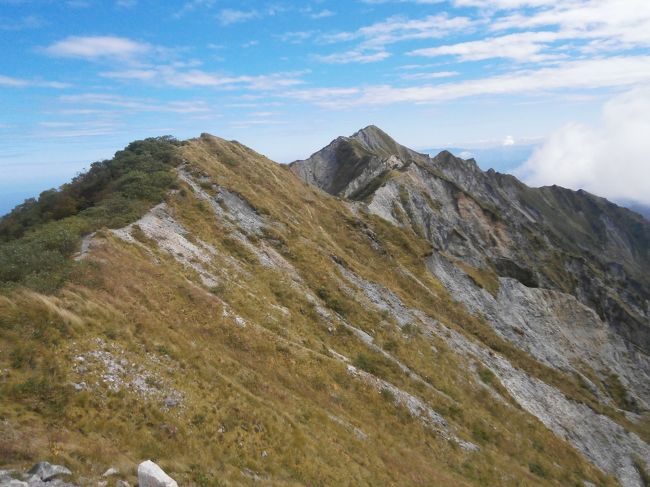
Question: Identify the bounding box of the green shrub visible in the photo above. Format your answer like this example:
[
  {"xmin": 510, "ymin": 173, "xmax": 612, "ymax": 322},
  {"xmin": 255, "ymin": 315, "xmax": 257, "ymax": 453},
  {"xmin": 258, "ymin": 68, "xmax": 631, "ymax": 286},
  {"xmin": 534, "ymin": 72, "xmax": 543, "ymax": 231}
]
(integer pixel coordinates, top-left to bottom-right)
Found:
[
  {"xmin": 0, "ymin": 136, "xmax": 183, "ymax": 292},
  {"xmin": 478, "ymin": 366, "xmax": 495, "ymax": 385},
  {"xmin": 380, "ymin": 387, "xmax": 395, "ymax": 402},
  {"xmin": 316, "ymin": 286, "xmax": 347, "ymax": 316},
  {"xmin": 382, "ymin": 339, "xmax": 398, "ymax": 352},
  {"xmin": 528, "ymin": 462, "xmax": 547, "ymax": 478}
]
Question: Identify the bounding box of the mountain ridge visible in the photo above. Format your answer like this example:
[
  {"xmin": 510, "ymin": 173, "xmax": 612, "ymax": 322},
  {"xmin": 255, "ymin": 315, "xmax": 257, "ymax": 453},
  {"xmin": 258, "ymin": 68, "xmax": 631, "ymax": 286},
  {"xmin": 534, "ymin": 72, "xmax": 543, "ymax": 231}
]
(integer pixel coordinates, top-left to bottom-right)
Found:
[
  {"xmin": 0, "ymin": 129, "xmax": 648, "ymax": 486},
  {"xmin": 292, "ymin": 127, "xmax": 649, "ymax": 289}
]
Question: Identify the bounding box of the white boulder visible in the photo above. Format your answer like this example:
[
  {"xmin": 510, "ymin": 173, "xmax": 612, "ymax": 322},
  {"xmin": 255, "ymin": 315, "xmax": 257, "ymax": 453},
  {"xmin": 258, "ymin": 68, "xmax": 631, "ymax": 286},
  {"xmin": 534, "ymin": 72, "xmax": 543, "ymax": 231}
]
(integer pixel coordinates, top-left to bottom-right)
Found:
[{"xmin": 137, "ymin": 461, "xmax": 177, "ymax": 487}]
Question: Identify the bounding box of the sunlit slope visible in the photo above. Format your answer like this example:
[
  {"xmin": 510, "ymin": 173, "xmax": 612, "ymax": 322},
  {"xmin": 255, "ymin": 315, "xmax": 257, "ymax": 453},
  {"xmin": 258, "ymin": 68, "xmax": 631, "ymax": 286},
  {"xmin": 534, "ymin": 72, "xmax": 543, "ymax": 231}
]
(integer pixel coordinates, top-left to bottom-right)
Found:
[{"xmin": 0, "ymin": 134, "xmax": 626, "ymax": 486}]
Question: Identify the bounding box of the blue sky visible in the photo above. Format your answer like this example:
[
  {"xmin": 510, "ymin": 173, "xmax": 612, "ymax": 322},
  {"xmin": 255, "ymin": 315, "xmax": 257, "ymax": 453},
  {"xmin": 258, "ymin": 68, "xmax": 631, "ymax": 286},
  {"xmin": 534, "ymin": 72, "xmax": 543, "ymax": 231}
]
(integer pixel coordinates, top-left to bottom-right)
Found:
[{"xmin": 1, "ymin": 0, "xmax": 650, "ymax": 215}]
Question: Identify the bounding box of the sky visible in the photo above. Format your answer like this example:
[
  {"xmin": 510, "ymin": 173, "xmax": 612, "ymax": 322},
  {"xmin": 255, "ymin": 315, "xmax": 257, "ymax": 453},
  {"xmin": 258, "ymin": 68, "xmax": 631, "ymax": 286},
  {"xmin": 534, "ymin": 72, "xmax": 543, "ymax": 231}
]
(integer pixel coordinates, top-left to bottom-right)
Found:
[{"xmin": 1, "ymin": 0, "xmax": 650, "ymax": 215}]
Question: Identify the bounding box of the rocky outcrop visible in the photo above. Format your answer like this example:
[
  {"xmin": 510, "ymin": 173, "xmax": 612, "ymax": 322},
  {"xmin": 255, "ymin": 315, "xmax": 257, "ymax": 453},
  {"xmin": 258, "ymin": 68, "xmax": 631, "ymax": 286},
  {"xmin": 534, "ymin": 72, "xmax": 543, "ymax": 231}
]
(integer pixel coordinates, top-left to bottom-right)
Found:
[
  {"xmin": 137, "ymin": 461, "xmax": 178, "ymax": 487},
  {"xmin": 0, "ymin": 463, "xmax": 74, "ymax": 487},
  {"xmin": 0, "ymin": 462, "xmax": 176, "ymax": 487},
  {"xmin": 26, "ymin": 464, "xmax": 71, "ymax": 483}
]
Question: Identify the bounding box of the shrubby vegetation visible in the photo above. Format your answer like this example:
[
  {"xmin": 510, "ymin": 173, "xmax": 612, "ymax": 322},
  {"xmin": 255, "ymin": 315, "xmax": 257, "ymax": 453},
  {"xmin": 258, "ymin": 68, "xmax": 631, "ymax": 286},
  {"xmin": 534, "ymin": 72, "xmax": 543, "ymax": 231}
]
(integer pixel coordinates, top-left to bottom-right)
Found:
[{"xmin": 0, "ymin": 136, "xmax": 183, "ymax": 292}]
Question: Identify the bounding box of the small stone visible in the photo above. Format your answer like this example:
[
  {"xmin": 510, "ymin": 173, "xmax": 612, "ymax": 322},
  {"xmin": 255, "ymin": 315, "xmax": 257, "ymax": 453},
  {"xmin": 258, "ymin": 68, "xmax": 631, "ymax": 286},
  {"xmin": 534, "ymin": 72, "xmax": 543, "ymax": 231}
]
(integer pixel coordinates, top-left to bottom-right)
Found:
[
  {"xmin": 137, "ymin": 461, "xmax": 177, "ymax": 487},
  {"xmin": 102, "ymin": 468, "xmax": 119, "ymax": 478},
  {"xmin": 163, "ymin": 398, "xmax": 179, "ymax": 409},
  {"xmin": 115, "ymin": 481, "xmax": 131, "ymax": 487},
  {"xmin": 27, "ymin": 462, "xmax": 72, "ymax": 482},
  {"xmin": 97, "ymin": 481, "xmax": 108, "ymax": 487}
]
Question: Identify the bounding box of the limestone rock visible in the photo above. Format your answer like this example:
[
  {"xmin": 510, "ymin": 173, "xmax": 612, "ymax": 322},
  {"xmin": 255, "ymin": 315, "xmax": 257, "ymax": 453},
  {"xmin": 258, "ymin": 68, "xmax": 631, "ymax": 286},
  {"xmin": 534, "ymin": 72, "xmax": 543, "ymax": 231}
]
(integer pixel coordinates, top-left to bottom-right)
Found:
[
  {"xmin": 137, "ymin": 461, "xmax": 177, "ymax": 487},
  {"xmin": 0, "ymin": 471, "xmax": 28, "ymax": 487},
  {"xmin": 101, "ymin": 468, "xmax": 119, "ymax": 478},
  {"xmin": 26, "ymin": 463, "xmax": 72, "ymax": 482},
  {"xmin": 0, "ymin": 479, "xmax": 28, "ymax": 487}
]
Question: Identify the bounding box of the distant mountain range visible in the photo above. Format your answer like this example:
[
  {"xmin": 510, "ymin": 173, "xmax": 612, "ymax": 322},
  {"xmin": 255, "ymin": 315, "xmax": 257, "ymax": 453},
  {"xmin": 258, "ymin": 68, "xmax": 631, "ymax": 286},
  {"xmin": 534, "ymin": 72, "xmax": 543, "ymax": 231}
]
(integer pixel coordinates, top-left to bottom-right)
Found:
[{"xmin": 423, "ymin": 143, "xmax": 539, "ymax": 174}]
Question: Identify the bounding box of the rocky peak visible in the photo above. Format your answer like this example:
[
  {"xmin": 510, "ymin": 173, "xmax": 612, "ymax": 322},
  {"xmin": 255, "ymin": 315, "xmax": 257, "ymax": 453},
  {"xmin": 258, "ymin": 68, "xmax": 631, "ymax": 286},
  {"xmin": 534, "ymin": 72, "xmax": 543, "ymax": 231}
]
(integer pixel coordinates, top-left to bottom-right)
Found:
[
  {"xmin": 289, "ymin": 126, "xmax": 427, "ymax": 199},
  {"xmin": 348, "ymin": 125, "xmax": 416, "ymax": 159}
]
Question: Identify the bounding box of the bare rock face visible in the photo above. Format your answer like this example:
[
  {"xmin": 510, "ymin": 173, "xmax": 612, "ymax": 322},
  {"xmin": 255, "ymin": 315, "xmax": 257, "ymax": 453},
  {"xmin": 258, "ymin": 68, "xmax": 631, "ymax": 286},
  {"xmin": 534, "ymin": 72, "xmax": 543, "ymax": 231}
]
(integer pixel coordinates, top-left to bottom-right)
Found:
[
  {"xmin": 292, "ymin": 126, "xmax": 650, "ymax": 487},
  {"xmin": 290, "ymin": 125, "xmax": 428, "ymax": 199},
  {"xmin": 137, "ymin": 461, "xmax": 178, "ymax": 487},
  {"xmin": 26, "ymin": 463, "xmax": 72, "ymax": 483},
  {"xmin": 0, "ymin": 463, "xmax": 75, "ymax": 487}
]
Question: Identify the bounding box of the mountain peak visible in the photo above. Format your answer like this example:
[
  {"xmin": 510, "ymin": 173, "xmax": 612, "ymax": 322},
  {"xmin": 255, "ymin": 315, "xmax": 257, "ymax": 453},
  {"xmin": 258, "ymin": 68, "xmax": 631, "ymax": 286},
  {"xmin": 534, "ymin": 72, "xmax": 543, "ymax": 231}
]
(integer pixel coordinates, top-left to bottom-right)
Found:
[
  {"xmin": 350, "ymin": 124, "xmax": 390, "ymax": 144},
  {"xmin": 289, "ymin": 126, "xmax": 427, "ymax": 198},
  {"xmin": 348, "ymin": 125, "xmax": 417, "ymax": 159}
]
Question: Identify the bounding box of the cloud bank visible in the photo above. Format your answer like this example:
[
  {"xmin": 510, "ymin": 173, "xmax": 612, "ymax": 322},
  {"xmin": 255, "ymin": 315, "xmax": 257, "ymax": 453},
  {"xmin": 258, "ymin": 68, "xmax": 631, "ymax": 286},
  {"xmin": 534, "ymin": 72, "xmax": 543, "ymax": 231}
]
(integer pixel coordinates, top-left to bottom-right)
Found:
[{"xmin": 516, "ymin": 87, "xmax": 650, "ymax": 205}]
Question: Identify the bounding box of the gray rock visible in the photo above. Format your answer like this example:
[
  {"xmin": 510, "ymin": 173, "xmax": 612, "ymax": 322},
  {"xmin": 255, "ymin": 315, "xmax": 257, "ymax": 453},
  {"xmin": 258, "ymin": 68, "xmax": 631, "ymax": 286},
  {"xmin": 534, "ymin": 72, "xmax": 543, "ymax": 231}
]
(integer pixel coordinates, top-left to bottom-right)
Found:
[
  {"xmin": 0, "ymin": 471, "xmax": 27, "ymax": 487},
  {"xmin": 137, "ymin": 461, "xmax": 177, "ymax": 487},
  {"xmin": 115, "ymin": 481, "xmax": 131, "ymax": 487},
  {"xmin": 27, "ymin": 463, "xmax": 72, "ymax": 482},
  {"xmin": 101, "ymin": 468, "xmax": 119, "ymax": 478},
  {"xmin": 163, "ymin": 398, "xmax": 179, "ymax": 409},
  {"xmin": 0, "ymin": 479, "xmax": 28, "ymax": 487}
]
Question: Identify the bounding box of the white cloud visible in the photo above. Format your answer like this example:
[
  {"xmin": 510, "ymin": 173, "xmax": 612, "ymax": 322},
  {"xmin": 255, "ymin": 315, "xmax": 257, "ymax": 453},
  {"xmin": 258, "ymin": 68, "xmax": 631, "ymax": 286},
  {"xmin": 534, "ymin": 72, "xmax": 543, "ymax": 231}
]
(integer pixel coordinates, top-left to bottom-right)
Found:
[
  {"xmin": 0, "ymin": 14, "xmax": 42, "ymax": 30},
  {"xmin": 316, "ymin": 14, "xmax": 472, "ymax": 65},
  {"xmin": 278, "ymin": 31, "xmax": 314, "ymax": 43},
  {"xmin": 100, "ymin": 69, "xmax": 157, "ymax": 81},
  {"xmin": 44, "ymin": 35, "xmax": 149, "ymax": 60},
  {"xmin": 0, "ymin": 74, "xmax": 68, "ymax": 88},
  {"xmin": 454, "ymin": 0, "xmax": 555, "ymax": 8},
  {"xmin": 491, "ymin": 0, "xmax": 650, "ymax": 51},
  {"xmin": 310, "ymin": 9, "xmax": 334, "ymax": 19},
  {"xmin": 316, "ymin": 49, "xmax": 390, "ymax": 64},
  {"xmin": 58, "ymin": 93, "xmax": 213, "ymax": 114},
  {"xmin": 403, "ymin": 1, "xmax": 650, "ymax": 67},
  {"xmin": 37, "ymin": 120, "xmax": 118, "ymax": 138},
  {"xmin": 502, "ymin": 135, "xmax": 515, "ymax": 146},
  {"xmin": 324, "ymin": 14, "xmax": 473, "ymax": 49},
  {"xmin": 287, "ymin": 55, "xmax": 650, "ymax": 107},
  {"xmin": 175, "ymin": 0, "xmax": 216, "ymax": 17},
  {"xmin": 409, "ymin": 31, "xmax": 562, "ymax": 62},
  {"xmin": 399, "ymin": 71, "xmax": 459, "ymax": 80},
  {"xmin": 362, "ymin": 0, "xmax": 445, "ymax": 4},
  {"xmin": 217, "ymin": 9, "xmax": 258, "ymax": 25},
  {"xmin": 284, "ymin": 87, "xmax": 361, "ymax": 103},
  {"xmin": 516, "ymin": 87, "xmax": 650, "ymax": 205},
  {"xmin": 101, "ymin": 67, "xmax": 305, "ymax": 90}
]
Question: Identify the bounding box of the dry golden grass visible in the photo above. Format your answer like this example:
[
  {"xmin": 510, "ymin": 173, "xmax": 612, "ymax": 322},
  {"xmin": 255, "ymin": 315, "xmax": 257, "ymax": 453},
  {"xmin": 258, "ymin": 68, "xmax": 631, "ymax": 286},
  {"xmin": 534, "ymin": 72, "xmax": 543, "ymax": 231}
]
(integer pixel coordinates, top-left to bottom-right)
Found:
[{"xmin": 0, "ymin": 135, "xmax": 619, "ymax": 486}]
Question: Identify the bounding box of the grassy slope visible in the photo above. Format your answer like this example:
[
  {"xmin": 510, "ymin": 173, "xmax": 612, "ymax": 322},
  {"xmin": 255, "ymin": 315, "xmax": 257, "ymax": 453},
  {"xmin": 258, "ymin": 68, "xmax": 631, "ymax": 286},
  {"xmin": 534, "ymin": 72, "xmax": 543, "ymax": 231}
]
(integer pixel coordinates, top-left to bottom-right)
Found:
[{"xmin": 0, "ymin": 135, "xmax": 617, "ymax": 486}]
